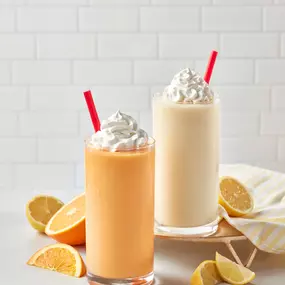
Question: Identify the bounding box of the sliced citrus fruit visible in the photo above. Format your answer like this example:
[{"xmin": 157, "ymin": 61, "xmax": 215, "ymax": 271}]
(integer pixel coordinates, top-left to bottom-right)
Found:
[
  {"xmin": 219, "ymin": 176, "xmax": 254, "ymax": 217},
  {"xmin": 27, "ymin": 243, "xmax": 86, "ymax": 277},
  {"xmin": 45, "ymin": 193, "xmax": 85, "ymax": 245},
  {"xmin": 190, "ymin": 260, "xmax": 222, "ymax": 285},
  {"xmin": 26, "ymin": 195, "xmax": 64, "ymax": 233},
  {"xmin": 215, "ymin": 252, "xmax": 255, "ymax": 285}
]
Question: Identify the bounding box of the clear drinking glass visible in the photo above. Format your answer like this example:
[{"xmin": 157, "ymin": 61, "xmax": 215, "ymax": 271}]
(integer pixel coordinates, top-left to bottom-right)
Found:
[
  {"xmin": 85, "ymin": 138, "xmax": 155, "ymax": 285},
  {"xmin": 153, "ymin": 94, "xmax": 220, "ymax": 237}
]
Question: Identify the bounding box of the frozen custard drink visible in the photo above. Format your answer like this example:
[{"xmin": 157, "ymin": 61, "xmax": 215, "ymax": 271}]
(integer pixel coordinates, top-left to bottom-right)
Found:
[
  {"xmin": 85, "ymin": 111, "xmax": 155, "ymax": 284},
  {"xmin": 153, "ymin": 68, "xmax": 220, "ymax": 237}
]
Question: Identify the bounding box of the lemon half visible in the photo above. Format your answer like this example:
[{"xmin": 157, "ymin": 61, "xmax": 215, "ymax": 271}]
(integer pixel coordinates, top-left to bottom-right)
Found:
[
  {"xmin": 219, "ymin": 177, "xmax": 254, "ymax": 217},
  {"xmin": 26, "ymin": 195, "xmax": 64, "ymax": 232}
]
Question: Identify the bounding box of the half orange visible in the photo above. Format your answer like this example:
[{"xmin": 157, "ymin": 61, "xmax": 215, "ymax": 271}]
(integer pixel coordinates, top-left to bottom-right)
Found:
[
  {"xmin": 45, "ymin": 193, "xmax": 85, "ymax": 245},
  {"xmin": 27, "ymin": 243, "xmax": 86, "ymax": 277}
]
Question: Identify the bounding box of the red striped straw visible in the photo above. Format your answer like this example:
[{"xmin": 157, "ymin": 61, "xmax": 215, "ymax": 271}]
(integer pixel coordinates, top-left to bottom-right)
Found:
[
  {"xmin": 83, "ymin": 90, "xmax": 101, "ymax": 133},
  {"xmin": 204, "ymin": 50, "xmax": 218, "ymax": 84}
]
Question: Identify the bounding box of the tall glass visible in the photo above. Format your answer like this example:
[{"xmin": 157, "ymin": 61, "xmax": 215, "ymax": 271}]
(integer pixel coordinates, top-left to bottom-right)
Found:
[
  {"xmin": 153, "ymin": 94, "xmax": 220, "ymax": 237},
  {"xmin": 85, "ymin": 138, "xmax": 155, "ymax": 285}
]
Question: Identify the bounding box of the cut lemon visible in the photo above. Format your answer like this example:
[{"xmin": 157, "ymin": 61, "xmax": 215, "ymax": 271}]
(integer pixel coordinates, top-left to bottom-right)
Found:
[
  {"xmin": 219, "ymin": 177, "xmax": 254, "ymax": 217},
  {"xmin": 45, "ymin": 193, "xmax": 85, "ymax": 245},
  {"xmin": 26, "ymin": 195, "xmax": 64, "ymax": 233},
  {"xmin": 27, "ymin": 243, "xmax": 86, "ymax": 277},
  {"xmin": 215, "ymin": 252, "xmax": 255, "ymax": 285},
  {"xmin": 190, "ymin": 260, "xmax": 222, "ymax": 285}
]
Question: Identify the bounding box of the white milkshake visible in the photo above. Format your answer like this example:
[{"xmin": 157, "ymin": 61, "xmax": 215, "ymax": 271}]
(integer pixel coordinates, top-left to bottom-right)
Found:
[{"xmin": 153, "ymin": 68, "xmax": 220, "ymax": 236}]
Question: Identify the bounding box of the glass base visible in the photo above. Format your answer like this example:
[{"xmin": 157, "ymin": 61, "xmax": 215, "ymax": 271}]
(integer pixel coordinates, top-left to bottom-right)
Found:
[
  {"xmin": 155, "ymin": 217, "xmax": 219, "ymax": 238},
  {"xmin": 87, "ymin": 271, "xmax": 154, "ymax": 285}
]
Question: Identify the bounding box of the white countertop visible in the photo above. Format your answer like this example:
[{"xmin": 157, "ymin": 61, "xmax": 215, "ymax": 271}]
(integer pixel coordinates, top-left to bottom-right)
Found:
[{"xmin": 1, "ymin": 212, "xmax": 285, "ymax": 284}]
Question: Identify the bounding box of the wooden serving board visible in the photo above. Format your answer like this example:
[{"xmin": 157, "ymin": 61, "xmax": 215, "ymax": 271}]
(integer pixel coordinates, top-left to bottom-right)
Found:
[{"xmin": 155, "ymin": 220, "xmax": 257, "ymax": 268}]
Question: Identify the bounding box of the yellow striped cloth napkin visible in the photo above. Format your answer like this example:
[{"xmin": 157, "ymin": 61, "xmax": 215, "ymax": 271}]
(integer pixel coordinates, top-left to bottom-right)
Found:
[{"xmin": 219, "ymin": 164, "xmax": 285, "ymax": 254}]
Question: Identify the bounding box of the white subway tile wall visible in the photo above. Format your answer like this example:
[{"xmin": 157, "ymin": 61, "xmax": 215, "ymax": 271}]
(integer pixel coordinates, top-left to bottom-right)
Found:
[
  {"xmin": 0, "ymin": 0, "xmax": 285, "ymax": 195},
  {"xmin": 0, "ymin": 9, "xmax": 15, "ymax": 32},
  {"xmin": 202, "ymin": 7, "xmax": 262, "ymax": 31},
  {"xmin": 140, "ymin": 7, "xmax": 200, "ymax": 32},
  {"xmin": 17, "ymin": 8, "xmax": 78, "ymax": 32},
  {"xmin": 37, "ymin": 34, "xmax": 96, "ymax": 59},
  {"xmin": 13, "ymin": 61, "xmax": 71, "ymax": 85}
]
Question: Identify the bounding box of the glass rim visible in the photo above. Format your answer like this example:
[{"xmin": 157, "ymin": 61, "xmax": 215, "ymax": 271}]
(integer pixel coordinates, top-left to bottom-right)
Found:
[{"xmin": 85, "ymin": 136, "xmax": 155, "ymax": 152}]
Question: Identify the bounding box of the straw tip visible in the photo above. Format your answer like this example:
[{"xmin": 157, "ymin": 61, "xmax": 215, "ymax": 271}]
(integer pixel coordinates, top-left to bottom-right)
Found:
[
  {"xmin": 210, "ymin": 50, "xmax": 218, "ymax": 59},
  {"xmin": 84, "ymin": 90, "xmax": 92, "ymax": 95}
]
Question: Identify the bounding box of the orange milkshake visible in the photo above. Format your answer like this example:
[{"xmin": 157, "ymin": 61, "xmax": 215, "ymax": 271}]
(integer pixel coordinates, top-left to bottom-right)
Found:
[{"xmin": 85, "ymin": 111, "xmax": 155, "ymax": 285}]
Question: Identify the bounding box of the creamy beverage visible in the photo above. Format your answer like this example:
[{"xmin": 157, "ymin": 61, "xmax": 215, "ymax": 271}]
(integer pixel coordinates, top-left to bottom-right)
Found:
[
  {"xmin": 153, "ymin": 68, "xmax": 220, "ymax": 236},
  {"xmin": 85, "ymin": 111, "xmax": 155, "ymax": 284}
]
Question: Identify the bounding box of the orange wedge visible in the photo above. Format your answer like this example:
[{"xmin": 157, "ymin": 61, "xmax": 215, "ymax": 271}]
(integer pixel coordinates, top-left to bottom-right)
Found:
[
  {"xmin": 27, "ymin": 243, "xmax": 86, "ymax": 277},
  {"xmin": 219, "ymin": 176, "xmax": 254, "ymax": 217},
  {"xmin": 45, "ymin": 193, "xmax": 85, "ymax": 245}
]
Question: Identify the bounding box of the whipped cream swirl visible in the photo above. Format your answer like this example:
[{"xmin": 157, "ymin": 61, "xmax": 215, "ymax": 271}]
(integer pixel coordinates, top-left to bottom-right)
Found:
[
  {"xmin": 163, "ymin": 68, "xmax": 214, "ymax": 104},
  {"xmin": 90, "ymin": 110, "xmax": 148, "ymax": 151}
]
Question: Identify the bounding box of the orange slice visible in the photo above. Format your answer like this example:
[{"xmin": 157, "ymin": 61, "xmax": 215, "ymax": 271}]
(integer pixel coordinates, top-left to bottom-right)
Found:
[
  {"xmin": 26, "ymin": 195, "xmax": 64, "ymax": 233},
  {"xmin": 27, "ymin": 243, "xmax": 86, "ymax": 277},
  {"xmin": 219, "ymin": 176, "xmax": 254, "ymax": 217},
  {"xmin": 190, "ymin": 260, "xmax": 222, "ymax": 285},
  {"xmin": 45, "ymin": 193, "xmax": 85, "ymax": 245}
]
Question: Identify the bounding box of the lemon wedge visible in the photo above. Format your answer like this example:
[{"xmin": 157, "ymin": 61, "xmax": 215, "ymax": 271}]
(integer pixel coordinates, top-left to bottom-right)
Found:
[
  {"xmin": 190, "ymin": 260, "xmax": 222, "ymax": 285},
  {"xmin": 215, "ymin": 252, "xmax": 255, "ymax": 285}
]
